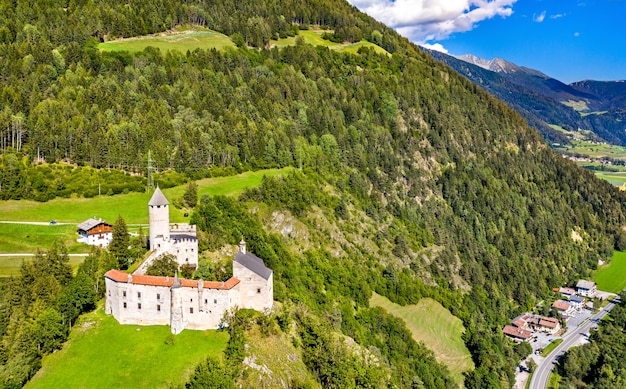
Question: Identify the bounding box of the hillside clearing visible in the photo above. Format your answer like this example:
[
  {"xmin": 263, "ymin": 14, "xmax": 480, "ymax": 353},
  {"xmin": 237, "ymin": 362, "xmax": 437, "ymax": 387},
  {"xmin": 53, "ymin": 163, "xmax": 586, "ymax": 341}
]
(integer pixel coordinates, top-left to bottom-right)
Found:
[
  {"xmin": 369, "ymin": 293, "xmax": 474, "ymax": 387},
  {"xmin": 26, "ymin": 307, "xmax": 229, "ymax": 389},
  {"xmin": 99, "ymin": 27, "xmax": 236, "ymax": 53}
]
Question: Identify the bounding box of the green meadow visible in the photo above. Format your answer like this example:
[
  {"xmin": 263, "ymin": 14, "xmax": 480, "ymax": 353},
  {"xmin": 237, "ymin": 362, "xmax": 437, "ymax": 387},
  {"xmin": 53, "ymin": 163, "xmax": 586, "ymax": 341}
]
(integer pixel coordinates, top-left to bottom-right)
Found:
[
  {"xmin": 559, "ymin": 140, "xmax": 626, "ymax": 160},
  {"xmin": 98, "ymin": 26, "xmax": 388, "ymax": 56},
  {"xmin": 0, "ymin": 168, "xmax": 292, "ymax": 275},
  {"xmin": 271, "ymin": 29, "xmax": 389, "ymax": 55},
  {"xmin": 26, "ymin": 307, "xmax": 229, "ymax": 389},
  {"xmin": 594, "ymin": 251, "xmax": 626, "ymax": 293},
  {"xmin": 99, "ymin": 27, "xmax": 236, "ymax": 53},
  {"xmin": 370, "ymin": 293, "xmax": 474, "ymax": 387}
]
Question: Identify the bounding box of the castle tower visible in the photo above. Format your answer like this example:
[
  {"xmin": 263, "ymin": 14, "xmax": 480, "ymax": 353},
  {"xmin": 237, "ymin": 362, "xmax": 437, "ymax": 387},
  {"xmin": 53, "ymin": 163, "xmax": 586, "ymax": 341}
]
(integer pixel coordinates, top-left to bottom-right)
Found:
[{"xmin": 148, "ymin": 186, "xmax": 170, "ymax": 251}]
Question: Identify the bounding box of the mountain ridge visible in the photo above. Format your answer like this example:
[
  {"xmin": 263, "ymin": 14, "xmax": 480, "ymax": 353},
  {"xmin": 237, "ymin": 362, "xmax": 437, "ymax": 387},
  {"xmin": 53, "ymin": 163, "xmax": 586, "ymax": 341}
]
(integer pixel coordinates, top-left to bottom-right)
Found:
[{"xmin": 428, "ymin": 49, "xmax": 626, "ymax": 145}]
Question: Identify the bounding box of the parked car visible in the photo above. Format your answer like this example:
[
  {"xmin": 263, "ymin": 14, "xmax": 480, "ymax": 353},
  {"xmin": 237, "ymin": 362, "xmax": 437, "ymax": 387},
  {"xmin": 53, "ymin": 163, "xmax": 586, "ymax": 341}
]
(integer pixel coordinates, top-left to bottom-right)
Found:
[{"xmin": 49, "ymin": 220, "xmax": 57, "ymax": 225}]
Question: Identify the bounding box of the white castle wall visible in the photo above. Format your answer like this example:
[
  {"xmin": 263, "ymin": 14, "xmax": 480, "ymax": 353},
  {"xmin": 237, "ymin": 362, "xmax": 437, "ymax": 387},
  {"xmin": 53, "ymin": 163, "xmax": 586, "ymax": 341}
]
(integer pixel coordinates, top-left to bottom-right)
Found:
[{"xmin": 233, "ymin": 262, "xmax": 273, "ymax": 311}]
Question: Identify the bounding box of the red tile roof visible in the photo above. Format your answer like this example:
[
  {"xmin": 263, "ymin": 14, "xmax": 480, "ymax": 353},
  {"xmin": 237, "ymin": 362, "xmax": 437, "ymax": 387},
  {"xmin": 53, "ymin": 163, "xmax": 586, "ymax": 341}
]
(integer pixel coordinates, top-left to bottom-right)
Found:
[
  {"xmin": 552, "ymin": 300, "xmax": 571, "ymax": 311},
  {"xmin": 105, "ymin": 270, "xmax": 240, "ymax": 290},
  {"xmin": 538, "ymin": 317, "xmax": 559, "ymax": 328},
  {"xmin": 502, "ymin": 325, "xmax": 532, "ymax": 340}
]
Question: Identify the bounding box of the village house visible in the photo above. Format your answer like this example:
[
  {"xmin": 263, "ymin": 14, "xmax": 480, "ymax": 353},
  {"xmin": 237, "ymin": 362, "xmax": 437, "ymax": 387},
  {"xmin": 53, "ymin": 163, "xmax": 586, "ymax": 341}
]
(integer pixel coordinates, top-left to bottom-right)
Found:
[
  {"xmin": 559, "ymin": 287, "xmax": 576, "ymax": 297},
  {"xmin": 576, "ymin": 279, "xmax": 597, "ymax": 297},
  {"xmin": 511, "ymin": 313, "xmax": 561, "ymax": 335},
  {"xmin": 503, "ymin": 325, "xmax": 533, "ymax": 342},
  {"xmin": 76, "ymin": 218, "xmax": 113, "ymax": 247},
  {"xmin": 569, "ymin": 295, "xmax": 585, "ymax": 311},
  {"xmin": 536, "ymin": 317, "xmax": 560, "ymax": 335},
  {"xmin": 552, "ymin": 300, "xmax": 574, "ymax": 316}
]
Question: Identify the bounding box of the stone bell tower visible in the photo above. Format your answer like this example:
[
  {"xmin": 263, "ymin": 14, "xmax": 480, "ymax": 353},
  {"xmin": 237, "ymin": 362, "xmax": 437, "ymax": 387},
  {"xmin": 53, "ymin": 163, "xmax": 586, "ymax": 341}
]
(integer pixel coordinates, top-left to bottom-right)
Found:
[{"xmin": 148, "ymin": 186, "xmax": 170, "ymax": 251}]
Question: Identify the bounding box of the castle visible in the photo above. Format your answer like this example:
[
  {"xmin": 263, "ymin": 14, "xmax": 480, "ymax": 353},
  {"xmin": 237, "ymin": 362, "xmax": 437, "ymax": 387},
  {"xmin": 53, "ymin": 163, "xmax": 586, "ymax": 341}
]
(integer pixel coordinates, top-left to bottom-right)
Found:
[{"xmin": 104, "ymin": 188, "xmax": 273, "ymax": 334}]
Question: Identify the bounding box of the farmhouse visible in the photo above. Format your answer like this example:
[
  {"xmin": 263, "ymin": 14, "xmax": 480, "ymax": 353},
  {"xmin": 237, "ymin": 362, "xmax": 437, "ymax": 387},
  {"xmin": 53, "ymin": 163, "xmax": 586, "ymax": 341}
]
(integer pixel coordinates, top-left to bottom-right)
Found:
[
  {"xmin": 104, "ymin": 189, "xmax": 273, "ymax": 333},
  {"xmin": 576, "ymin": 279, "xmax": 597, "ymax": 297},
  {"xmin": 76, "ymin": 218, "xmax": 113, "ymax": 247}
]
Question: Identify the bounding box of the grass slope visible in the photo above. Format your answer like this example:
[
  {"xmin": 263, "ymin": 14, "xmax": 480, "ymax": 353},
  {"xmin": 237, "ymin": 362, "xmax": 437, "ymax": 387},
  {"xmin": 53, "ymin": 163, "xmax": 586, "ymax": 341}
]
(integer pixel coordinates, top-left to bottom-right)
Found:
[
  {"xmin": 271, "ymin": 29, "xmax": 388, "ymax": 55},
  {"xmin": 370, "ymin": 292, "xmax": 473, "ymax": 387},
  {"xmin": 594, "ymin": 251, "xmax": 626, "ymax": 293},
  {"xmin": 0, "ymin": 255, "xmax": 86, "ymax": 278},
  {"xmin": 99, "ymin": 26, "xmax": 236, "ymax": 53},
  {"xmin": 0, "ymin": 168, "xmax": 292, "ymax": 276},
  {"xmin": 26, "ymin": 307, "xmax": 229, "ymax": 389},
  {"xmin": 0, "ymin": 168, "xmax": 292, "ymax": 225}
]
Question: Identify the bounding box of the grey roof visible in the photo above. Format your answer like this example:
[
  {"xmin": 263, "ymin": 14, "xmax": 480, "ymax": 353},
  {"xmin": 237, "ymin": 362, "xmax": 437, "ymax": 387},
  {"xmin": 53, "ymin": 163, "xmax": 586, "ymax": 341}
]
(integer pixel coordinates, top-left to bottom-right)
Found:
[
  {"xmin": 77, "ymin": 218, "xmax": 110, "ymax": 231},
  {"xmin": 570, "ymin": 295, "xmax": 585, "ymax": 303},
  {"xmin": 234, "ymin": 252, "xmax": 273, "ymax": 280},
  {"xmin": 148, "ymin": 186, "xmax": 169, "ymax": 206},
  {"xmin": 576, "ymin": 279, "xmax": 596, "ymax": 289},
  {"xmin": 171, "ymin": 233, "xmax": 197, "ymax": 241}
]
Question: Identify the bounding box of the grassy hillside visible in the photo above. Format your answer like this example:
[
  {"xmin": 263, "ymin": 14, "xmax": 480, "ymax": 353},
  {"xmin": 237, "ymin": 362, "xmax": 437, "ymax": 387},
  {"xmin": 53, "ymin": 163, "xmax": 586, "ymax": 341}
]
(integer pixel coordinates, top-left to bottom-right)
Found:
[
  {"xmin": 271, "ymin": 29, "xmax": 388, "ymax": 55},
  {"xmin": 0, "ymin": 168, "xmax": 292, "ymax": 276},
  {"xmin": 370, "ymin": 293, "xmax": 473, "ymax": 387},
  {"xmin": 26, "ymin": 307, "xmax": 229, "ymax": 389},
  {"xmin": 0, "ymin": 168, "xmax": 292, "ymax": 225},
  {"xmin": 594, "ymin": 251, "xmax": 626, "ymax": 293},
  {"xmin": 99, "ymin": 26, "xmax": 236, "ymax": 52}
]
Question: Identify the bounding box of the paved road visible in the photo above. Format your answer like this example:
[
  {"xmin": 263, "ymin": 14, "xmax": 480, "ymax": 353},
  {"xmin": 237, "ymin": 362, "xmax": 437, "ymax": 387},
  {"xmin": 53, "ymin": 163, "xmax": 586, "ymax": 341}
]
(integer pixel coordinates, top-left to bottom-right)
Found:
[
  {"xmin": 529, "ymin": 300, "xmax": 617, "ymax": 389},
  {"xmin": 0, "ymin": 220, "xmax": 71, "ymax": 225}
]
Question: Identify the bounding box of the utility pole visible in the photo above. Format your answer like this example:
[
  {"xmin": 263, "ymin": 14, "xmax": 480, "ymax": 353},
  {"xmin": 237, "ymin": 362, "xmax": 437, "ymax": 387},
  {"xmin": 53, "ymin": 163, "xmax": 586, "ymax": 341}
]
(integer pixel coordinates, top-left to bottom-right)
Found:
[{"xmin": 147, "ymin": 150, "xmax": 154, "ymax": 190}]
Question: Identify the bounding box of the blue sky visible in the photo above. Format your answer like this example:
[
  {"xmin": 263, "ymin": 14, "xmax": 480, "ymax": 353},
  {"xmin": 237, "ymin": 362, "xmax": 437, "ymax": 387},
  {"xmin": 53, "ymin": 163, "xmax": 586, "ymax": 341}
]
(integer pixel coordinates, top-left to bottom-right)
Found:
[{"xmin": 348, "ymin": 0, "xmax": 626, "ymax": 84}]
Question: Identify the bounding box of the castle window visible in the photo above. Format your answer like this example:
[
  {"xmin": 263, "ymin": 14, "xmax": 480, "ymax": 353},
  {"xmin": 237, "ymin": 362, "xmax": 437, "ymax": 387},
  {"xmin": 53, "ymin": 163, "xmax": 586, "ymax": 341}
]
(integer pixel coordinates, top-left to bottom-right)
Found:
[
  {"xmin": 138, "ymin": 303, "xmax": 142, "ymax": 310},
  {"xmin": 123, "ymin": 302, "xmax": 127, "ymax": 309},
  {"xmin": 157, "ymin": 293, "xmax": 160, "ymax": 300},
  {"xmin": 108, "ymin": 290, "xmax": 110, "ymax": 296},
  {"xmin": 214, "ymin": 299, "xmax": 217, "ymax": 304},
  {"xmin": 123, "ymin": 291, "xmax": 126, "ymax": 297},
  {"xmin": 138, "ymin": 292, "xmax": 141, "ymax": 299},
  {"xmin": 257, "ymin": 288, "xmax": 261, "ymax": 294},
  {"xmin": 157, "ymin": 305, "xmax": 161, "ymax": 312},
  {"xmin": 204, "ymin": 299, "xmax": 207, "ymax": 304},
  {"xmin": 190, "ymin": 307, "xmax": 194, "ymax": 314},
  {"xmin": 190, "ymin": 298, "xmax": 193, "ymax": 302}
]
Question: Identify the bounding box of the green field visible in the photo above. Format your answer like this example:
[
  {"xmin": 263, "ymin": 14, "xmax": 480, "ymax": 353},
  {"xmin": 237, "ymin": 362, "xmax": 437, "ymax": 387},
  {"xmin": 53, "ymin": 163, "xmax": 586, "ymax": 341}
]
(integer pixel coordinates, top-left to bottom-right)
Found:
[
  {"xmin": 99, "ymin": 26, "xmax": 388, "ymax": 56},
  {"xmin": 99, "ymin": 27, "xmax": 236, "ymax": 53},
  {"xmin": 557, "ymin": 140, "xmax": 626, "ymax": 160},
  {"xmin": 26, "ymin": 307, "xmax": 228, "ymax": 389},
  {"xmin": 370, "ymin": 293, "xmax": 474, "ymax": 387},
  {"xmin": 594, "ymin": 251, "xmax": 626, "ymax": 293},
  {"xmin": 0, "ymin": 255, "xmax": 86, "ymax": 278},
  {"xmin": 271, "ymin": 29, "xmax": 389, "ymax": 55},
  {"xmin": 0, "ymin": 168, "xmax": 292, "ymax": 276}
]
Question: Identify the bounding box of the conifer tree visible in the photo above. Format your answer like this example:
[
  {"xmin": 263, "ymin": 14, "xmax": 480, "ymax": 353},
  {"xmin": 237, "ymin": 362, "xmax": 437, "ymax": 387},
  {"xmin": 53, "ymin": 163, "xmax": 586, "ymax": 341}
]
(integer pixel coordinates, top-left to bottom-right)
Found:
[
  {"xmin": 183, "ymin": 181, "xmax": 198, "ymax": 208},
  {"xmin": 109, "ymin": 215, "xmax": 130, "ymax": 269}
]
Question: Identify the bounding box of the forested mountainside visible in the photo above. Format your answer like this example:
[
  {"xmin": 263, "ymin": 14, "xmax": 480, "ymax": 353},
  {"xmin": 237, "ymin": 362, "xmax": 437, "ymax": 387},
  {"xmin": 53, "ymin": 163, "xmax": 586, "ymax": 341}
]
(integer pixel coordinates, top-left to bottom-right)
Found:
[
  {"xmin": 2, "ymin": 0, "xmax": 626, "ymax": 387},
  {"xmin": 427, "ymin": 49, "xmax": 626, "ymax": 147}
]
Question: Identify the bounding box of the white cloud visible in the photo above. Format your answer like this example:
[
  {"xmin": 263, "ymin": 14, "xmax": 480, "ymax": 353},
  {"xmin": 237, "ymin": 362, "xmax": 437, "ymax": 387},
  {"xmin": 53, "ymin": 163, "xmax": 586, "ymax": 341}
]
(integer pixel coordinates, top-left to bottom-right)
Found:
[
  {"xmin": 550, "ymin": 13, "xmax": 566, "ymax": 19},
  {"xmin": 347, "ymin": 0, "xmax": 517, "ymax": 43},
  {"xmin": 420, "ymin": 43, "xmax": 449, "ymax": 53},
  {"xmin": 574, "ymin": 31, "xmax": 580, "ymax": 37},
  {"xmin": 533, "ymin": 11, "xmax": 546, "ymax": 22}
]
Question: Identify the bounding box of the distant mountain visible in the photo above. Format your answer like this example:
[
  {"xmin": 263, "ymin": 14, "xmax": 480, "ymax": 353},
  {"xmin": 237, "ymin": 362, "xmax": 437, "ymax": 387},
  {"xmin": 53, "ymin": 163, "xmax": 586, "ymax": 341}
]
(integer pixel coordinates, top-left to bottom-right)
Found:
[{"xmin": 425, "ymin": 50, "xmax": 626, "ymax": 146}]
